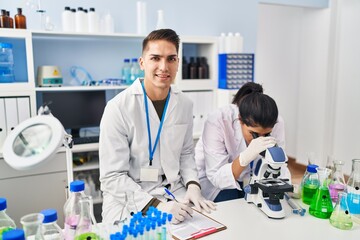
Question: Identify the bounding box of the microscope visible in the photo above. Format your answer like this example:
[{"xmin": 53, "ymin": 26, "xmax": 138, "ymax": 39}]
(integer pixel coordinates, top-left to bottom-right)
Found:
[{"xmin": 244, "ymin": 145, "xmax": 293, "ymax": 219}]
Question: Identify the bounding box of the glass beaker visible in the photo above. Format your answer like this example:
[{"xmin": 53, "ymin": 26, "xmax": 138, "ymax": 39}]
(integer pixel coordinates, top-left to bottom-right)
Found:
[
  {"xmin": 326, "ymin": 155, "xmax": 335, "ymax": 179},
  {"xmin": 329, "ymin": 192, "xmax": 353, "ymax": 230},
  {"xmin": 329, "ymin": 161, "xmax": 346, "ymax": 203},
  {"xmin": 20, "ymin": 213, "xmax": 44, "ymax": 240},
  {"xmin": 118, "ymin": 191, "xmax": 138, "ymax": 224},
  {"xmin": 309, "ymin": 167, "xmax": 333, "ymax": 219},
  {"xmin": 346, "ymin": 159, "xmax": 360, "ymax": 224}
]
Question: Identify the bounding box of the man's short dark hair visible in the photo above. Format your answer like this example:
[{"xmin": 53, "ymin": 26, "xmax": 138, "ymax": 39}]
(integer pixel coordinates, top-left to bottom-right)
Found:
[{"xmin": 142, "ymin": 29, "xmax": 180, "ymax": 53}]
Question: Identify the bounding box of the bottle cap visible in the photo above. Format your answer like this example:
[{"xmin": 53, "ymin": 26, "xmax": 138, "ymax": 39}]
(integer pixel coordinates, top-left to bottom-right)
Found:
[
  {"xmin": 307, "ymin": 164, "xmax": 319, "ymax": 173},
  {"xmin": 124, "ymin": 59, "xmax": 130, "ymax": 63},
  {"xmin": 89, "ymin": 8, "xmax": 95, "ymax": 12},
  {"xmin": 70, "ymin": 180, "xmax": 85, "ymax": 192},
  {"xmin": 0, "ymin": 198, "xmax": 7, "ymax": 211},
  {"xmin": 0, "ymin": 43, "xmax": 13, "ymax": 49},
  {"xmin": 131, "ymin": 58, "xmax": 138, "ymax": 62},
  {"xmin": 64, "ymin": 6, "xmax": 70, "ymax": 11},
  {"xmin": 78, "ymin": 7, "xmax": 83, "ymax": 11},
  {"xmin": 2, "ymin": 229, "xmax": 25, "ymax": 240},
  {"xmin": 40, "ymin": 209, "xmax": 58, "ymax": 223}
]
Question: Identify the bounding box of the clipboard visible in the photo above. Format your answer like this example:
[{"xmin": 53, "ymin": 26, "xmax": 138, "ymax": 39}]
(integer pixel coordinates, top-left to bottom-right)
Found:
[{"xmin": 171, "ymin": 209, "xmax": 227, "ymax": 240}]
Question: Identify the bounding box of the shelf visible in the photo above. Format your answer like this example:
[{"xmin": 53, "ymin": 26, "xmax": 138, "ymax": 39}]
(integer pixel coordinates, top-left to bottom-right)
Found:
[
  {"xmin": 73, "ymin": 161, "xmax": 99, "ymax": 172},
  {"xmin": 35, "ymin": 85, "xmax": 128, "ymax": 92}
]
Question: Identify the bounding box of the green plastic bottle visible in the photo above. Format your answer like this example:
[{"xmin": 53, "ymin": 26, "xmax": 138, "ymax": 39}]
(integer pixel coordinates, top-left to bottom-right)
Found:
[{"xmin": 0, "ymin": 198, "xmax": 16, "ymax": 240}]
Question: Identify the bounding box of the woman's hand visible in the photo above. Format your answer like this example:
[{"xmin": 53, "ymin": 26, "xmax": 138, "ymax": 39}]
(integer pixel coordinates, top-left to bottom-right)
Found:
[{"xmin": 239, "ymin": 136, "xmax": 276, "ymax": 166}]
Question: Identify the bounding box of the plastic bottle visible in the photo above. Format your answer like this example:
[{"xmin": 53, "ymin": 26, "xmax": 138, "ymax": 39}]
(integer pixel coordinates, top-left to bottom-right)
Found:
[
  {"xmin": 0, "ymin": 10, "xmax": 9, "ymax": 28},
  {"xmin": 225, "ymin": 32, "xmax": 234, "ymax": 53},
  {"xmin": 0, "ymin": 42, "xmax": 15, "ymax": 83},
  {"xmin": 218, "ymin": 33, "xmax": 226, "ymax": 54},
  {"xmin": 39, "ymin": 209, "xmax": 64, "ymax": 240},
  {"xmin": 130, "ymin": 58, "xmax": 141, "ymax": 83},
  {"xmin": 75, "ymin": 7, "xmax": 87, "ymax": 33},
  {"xmin": 6, "ymin": 12, "xmax": 13, "ymax": 28},
  {"xmin": 301, "ymin": 164, "xmax": 319, "ymax": 205},
  {"xmin": 136, "ymin": 1, "xmax": 147, "ymax": 35},
  {"xmin": 121, "ymin": 59, "xmax": 131, "ymax": 85},
  {"xmin": 101, "ymin": 12, "xmax": 115, "ymax": 33},
  {"xmin": 234, "ymin": 32, "xmax": 243, "ymax": 53},
  {"xmin": 63, "ymin": 180, "xmax": 87, "ymax": 240},
  {"xmin": 0, "ymin": 198, "xmax": 16, "ymax": 239},
  {"xmin": 61, "ymin": 7, "xmax": 73, "ymax": 32},
  {"xmin": 14, "ymin": 8, "xmax": 26, "ymax": 29},
  {"xmin": 2, "ymin": 229, "xmax": 25, "ymax": 240},
  {"xmin": 88, "ymin": 8, "xmax": 99, "ymax": 33},
  {"xmin": 329, "ymin": 160, "xmax": 346, "ymax": 203},
  {"xmin": 155, "ymin": 10, "xmax": 165, "ymax": 30}
]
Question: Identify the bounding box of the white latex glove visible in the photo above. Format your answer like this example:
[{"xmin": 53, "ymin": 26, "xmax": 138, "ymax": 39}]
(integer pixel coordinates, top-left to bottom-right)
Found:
[
  {"xmin": 239, "ymin": 136, "xmax": 277, "ymax": 166},
  {"xmin": 157, "ymin": 201, "xmax": 193, "ymax": 224},
  {"xmin": 183, "ymin": 184, "xmax": 217, "ymax": 213}
]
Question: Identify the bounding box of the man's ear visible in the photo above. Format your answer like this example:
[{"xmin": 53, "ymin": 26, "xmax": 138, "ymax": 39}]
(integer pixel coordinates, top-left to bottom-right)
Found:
[{"xmin": 139, "ymin": 56, "xmax": 144, "ymax": 70}]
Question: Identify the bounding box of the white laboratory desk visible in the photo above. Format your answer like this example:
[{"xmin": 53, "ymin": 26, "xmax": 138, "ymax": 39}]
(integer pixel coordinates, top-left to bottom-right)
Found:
[{"xmin": 199, "ymin": 198, "xmax": 359, "ymax": 240}]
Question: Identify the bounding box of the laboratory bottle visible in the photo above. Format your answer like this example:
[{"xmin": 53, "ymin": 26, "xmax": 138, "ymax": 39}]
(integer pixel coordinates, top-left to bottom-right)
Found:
[
  {"xmin": 182, "ymin": 57, "xmax": 189, "ymax": 79},
  {"xmin": 121, "ymin": 59, "xmax": 131, "ymax": 85},
  {"xmin": 74, "ymin": 197, "xmax": 99, "ymax": 240},
  {"xmin": 101, "ymin": 12, "xmax": 115, "ymax": 33},
  {"xmin": 14, "ymin": 8, "xmax": 26, "ymax": 29},
  {"xmin": 234, "ymin": 32, "xmax": 243, "ymax": 53},
  {"xmin": 199, "ymin": 57, "xmax": 209, "ymax": 79},
  {"xmin": 61, "ymin": 7, "xmax": 73, "ymax": 32},
  {"xmin": 88, "ymin": 8, "xmax": 99, "ymax": 33},
  {"xmin": 300, "ymin": 164, "xmax": 319, "ymax": 204},
  {"xmin": 0, "ymin": 10, "xmax": 9, "ymax": 28},
  {"xmin": 0, "ymin": 42, "xmax": 15, "ymax": 83},
  {"xmin": 346, "ymin": 159, "xmax": 360, "ymax": 223},
  {"xmin": 225, "ymin": 32, "xmax": 234, "ymax": 53},
  {"xmin": 329, "ymin": 192, "xmax": 353, "ymax": 230},
  {"xmin": 6, "ymin": 12, "xmax": 13, "ymax": 29},
  {"xmin": 75, "ymin": 7, "xmax": 87, "ymax": 33},
  {"xmin": 38, "ymin": 209, "xmax": 64, "ymax": 240},
  {"xmin": 329, "ymin": 160, "xmax": 346, "ymax": 203},
  {"xmin": 0, "ymin": 198, "xmax": 16, "ymax": 240},
  {"xmin": 309, "ymin": 167, "xmax": 333, "ymax": 219},
  {"xmin": 218, "ymin": 33, "xmax": 226, "ymax": 54},
  {"xmin": 2, "ymin": 229, "xmax": 25, "ymax": 240},
  {"xmin": 155, "ymin": 10, "xmax": 165, "ymax": 30},
  {"xmin": 20, "ymin": 213, "xmax": 44, "ymax": 240},
  {"xmin": 130, "ymin": 58, "xmax": 141, "ymax": 83},
  {"xmin": 189, "ymin": 57, "xmax": 197, "ymax": 79},
  {"xmin": 63, "ymin": 180, "xmax": 87, "ymax": 240}
]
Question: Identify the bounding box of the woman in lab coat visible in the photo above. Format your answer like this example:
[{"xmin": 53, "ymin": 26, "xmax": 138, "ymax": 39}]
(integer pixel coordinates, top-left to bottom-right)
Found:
[
  {"xmin": 195, "ymin": 82, "xmax": 290, "ymax": 202},
  {"xmin": 99, "ymin": 29, "xmax": 215, "ymax": 224}
]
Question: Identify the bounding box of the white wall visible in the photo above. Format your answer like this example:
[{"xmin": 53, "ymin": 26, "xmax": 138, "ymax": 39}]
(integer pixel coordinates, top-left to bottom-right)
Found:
[{"xmin": 332, "ymin": 0, "xmax": 360, "ymax": 174}]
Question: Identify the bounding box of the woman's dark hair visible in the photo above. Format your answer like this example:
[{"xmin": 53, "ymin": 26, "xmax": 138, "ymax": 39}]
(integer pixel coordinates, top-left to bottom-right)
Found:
[
  {"xmin": 142, "ymin": 28, "xmax": 180, "ymax": 53},
  {"xmin": 232, "ymin": 82, "xmax": 278, "ymax": 128}
]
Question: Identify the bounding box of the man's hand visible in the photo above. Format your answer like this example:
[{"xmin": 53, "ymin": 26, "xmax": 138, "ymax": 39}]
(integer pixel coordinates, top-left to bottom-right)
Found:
[
  {"xmin": 183, "ymin": 184, "xmax": 217, "ymax": 213},
  {"xmin": 157, "ymin": 201, "xmax": 193, "ymax": 224}
]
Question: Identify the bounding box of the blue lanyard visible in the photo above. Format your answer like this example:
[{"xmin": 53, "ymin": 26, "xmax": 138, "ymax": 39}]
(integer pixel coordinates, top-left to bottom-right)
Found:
[{"xmin": 141, "ymin": 81, "xmax": 170, "ymax": 166}]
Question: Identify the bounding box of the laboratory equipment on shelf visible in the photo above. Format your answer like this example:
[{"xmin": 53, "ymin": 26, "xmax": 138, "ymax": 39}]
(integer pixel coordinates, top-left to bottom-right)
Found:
[
  {"xmin": 329, "ymin": 192, "xmax": 353, "ymax": 230},
  {"xmin": 245, "ymin": 146, "xmax": 293, "ymax": 219},
  {"xmin": 0, "ymin": 42, "xmax": 15, "ymax": 83},
  {"xmin": 0, "ymin": 198, "xmax": 16, "ymax": 238},
  {"xmin": 329, "ymin": 160, "xmax": 346, "ymax": 203},
  {"xmin": 20, "ymin": 213, "xmax": 44, "ymax": 240},
  {"xmin": 309, "ymin": 167, "xmax": 333, "ymax": 219},
  {"xmin": 14, "ymin": 8, "xmax": 26, "ymax": 29},
  {"xmin": 301, "ymin": 164, "xmax": 319, "ymax": 205},
  {"xmin": 39, "ymin": 209, "xmax": 64, "ymax": 239},
  {"xmin": 346, "ymin": 159, "xmax": 360, "ymax": 224}
]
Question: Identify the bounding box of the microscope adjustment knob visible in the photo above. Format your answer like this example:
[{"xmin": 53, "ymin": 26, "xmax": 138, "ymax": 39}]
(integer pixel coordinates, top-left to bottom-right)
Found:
[{"xmin": 257, "ymin": 203, "xmax": 262, "ymax": 208}]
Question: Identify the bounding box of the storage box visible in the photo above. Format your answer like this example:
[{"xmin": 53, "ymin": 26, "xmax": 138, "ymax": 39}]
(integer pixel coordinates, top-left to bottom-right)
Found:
[{"xmin": 218, "ymin": 53, "xmax": 254, "ymax": 89}]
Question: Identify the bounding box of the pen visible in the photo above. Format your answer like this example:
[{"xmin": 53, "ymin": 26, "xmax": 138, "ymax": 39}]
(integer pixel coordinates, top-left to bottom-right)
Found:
[{"xmin": 164, "ymin": 188, "xmax": 193, "ymax": 218}]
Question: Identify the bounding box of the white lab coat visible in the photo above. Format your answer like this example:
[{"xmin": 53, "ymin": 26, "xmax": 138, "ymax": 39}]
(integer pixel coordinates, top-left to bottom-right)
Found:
[
  {"xmin": 99, "ymin": 79, "xmax": 199, "ymax": 223},
  {"xmin": 195, "ymin": 104, "xmax": 290, "ymax": 201}
]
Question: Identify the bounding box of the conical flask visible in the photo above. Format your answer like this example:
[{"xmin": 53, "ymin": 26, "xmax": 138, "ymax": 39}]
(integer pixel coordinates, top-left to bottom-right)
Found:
[
  {"xmin": 329, "ymin": 161, "xmax": 346, "ymax": 203},
  {"xmin": 119, "ymin": 191, "xmax": 138, "ymax": 224},
  {"xmin": 329, "ymin": 192, "xmax": 353, "ymax": 230},
  {"xmin": 346, "ymin": 159, "xmax": 360, "ymax": 224},
  {"xmin": 309, "ymin": 167, "xmax": 333, "ymax": 219},
  {"xmin": 74, "ymin": 197, "xmax": 99, "ymax": 240}
]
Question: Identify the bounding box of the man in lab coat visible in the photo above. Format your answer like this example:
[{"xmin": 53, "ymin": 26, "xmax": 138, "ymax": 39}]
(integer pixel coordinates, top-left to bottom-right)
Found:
[{"xmin": 99, "ymin": 29, "xmax": 216, "ymax": 224}]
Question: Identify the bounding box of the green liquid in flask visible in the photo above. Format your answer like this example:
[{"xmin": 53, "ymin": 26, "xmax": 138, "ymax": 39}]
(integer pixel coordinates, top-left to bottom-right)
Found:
[
  {"xmin": 302, "ymin": 184, "xmax": 318, "ymax": 205},
  {"xmin": 329, "ymin": 211, "xmax": 353, "ymax": 230},
  {"xmin": 309, "ymin": 187, "xmax": 333, "ymax": 219}
]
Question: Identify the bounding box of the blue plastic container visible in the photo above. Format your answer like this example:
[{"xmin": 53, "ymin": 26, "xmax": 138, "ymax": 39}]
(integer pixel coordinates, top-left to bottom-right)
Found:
[{"xmin": 0, "ymin": 43, "xmax": 15, "ymax": 83}]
